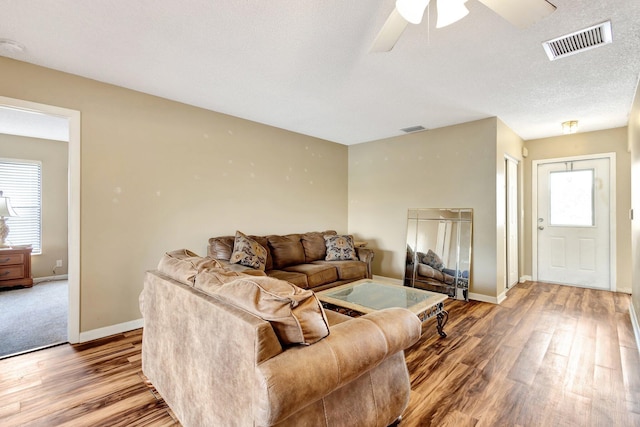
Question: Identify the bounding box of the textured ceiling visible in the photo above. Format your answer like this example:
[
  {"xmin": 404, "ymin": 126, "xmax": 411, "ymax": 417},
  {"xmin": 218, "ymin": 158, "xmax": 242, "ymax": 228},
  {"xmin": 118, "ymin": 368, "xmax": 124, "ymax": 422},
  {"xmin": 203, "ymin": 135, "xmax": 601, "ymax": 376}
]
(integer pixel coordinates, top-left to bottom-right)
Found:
[{"xmin": 1, "ymin": 0, "xmax": 639, "ymax": 145}]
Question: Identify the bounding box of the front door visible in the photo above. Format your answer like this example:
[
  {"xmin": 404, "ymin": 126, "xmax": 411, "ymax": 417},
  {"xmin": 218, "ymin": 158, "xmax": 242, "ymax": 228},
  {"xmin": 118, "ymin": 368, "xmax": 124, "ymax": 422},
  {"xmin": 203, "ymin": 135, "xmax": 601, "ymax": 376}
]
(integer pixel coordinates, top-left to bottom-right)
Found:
[{"xmin": 536, "ymin": 157, "xmax": 610, "ymax": 290}]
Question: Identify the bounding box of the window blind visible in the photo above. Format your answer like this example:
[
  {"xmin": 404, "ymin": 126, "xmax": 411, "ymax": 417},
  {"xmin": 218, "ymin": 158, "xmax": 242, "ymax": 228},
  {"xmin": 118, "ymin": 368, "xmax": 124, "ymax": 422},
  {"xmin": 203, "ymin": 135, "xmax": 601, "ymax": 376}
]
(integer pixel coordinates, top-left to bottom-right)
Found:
[{"xmin": 0, "ymin": 159, "xmax": 42, "ymax": 254}]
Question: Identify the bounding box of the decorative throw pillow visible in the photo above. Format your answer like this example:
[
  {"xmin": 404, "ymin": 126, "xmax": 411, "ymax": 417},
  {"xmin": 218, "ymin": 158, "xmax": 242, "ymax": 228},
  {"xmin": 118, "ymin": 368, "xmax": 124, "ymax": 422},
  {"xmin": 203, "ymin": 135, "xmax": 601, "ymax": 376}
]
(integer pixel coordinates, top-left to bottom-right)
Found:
[
  {"xmin": 230, "ymin": 230, "xmax": 268, "ymax": 271},
  {"xmin": 422, "ymin": 249, "xmax": 445, "ymax": 271},
  {"xmin": 324, "ymin": 234, "xmax": 357, "ymax": 261},
  {"xmin": 214, "ymin": 276, "xmax": 330, "ymax": 346}
]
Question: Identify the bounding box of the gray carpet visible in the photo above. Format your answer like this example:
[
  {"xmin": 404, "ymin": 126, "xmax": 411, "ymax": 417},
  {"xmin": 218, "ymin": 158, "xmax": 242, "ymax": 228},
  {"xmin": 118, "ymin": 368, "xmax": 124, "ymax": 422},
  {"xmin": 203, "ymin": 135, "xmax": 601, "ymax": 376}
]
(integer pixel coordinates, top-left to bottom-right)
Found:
[{"xmin": 0, "ymin": 280, "xmax": 68, "ymax": 359}]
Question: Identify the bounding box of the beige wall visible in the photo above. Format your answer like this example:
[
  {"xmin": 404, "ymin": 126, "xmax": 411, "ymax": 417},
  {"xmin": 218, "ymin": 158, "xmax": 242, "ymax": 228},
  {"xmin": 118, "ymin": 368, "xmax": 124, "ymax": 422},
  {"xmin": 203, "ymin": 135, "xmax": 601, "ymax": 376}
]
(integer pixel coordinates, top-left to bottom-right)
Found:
[
  {"xmin": 0, "ymin": 57, "xmax": 348, "ymax": 332},
  {"xmin": 3, "ymin": 52, "xmax": 633, "ymax": 332},
  {"xmin": 0, "ymin": 134, "xmax": 69, "ymax": 278},
  {"xmin": 630, "ymin": 80, "xmax": 640, "ymax": 323},
  {"xmin": 523, "ymin": 127, "xmax": 632, "ymax": 292},
  {"xmin": 349, "ymin": 118, "xmax": 507, "ymax": 299}
]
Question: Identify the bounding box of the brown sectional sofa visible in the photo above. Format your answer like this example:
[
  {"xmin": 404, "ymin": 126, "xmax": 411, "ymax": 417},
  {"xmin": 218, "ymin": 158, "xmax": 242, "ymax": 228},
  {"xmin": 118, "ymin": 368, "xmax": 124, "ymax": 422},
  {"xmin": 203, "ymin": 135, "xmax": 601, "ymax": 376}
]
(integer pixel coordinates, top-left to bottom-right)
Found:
[{"xmin": 208, "ymin": 230, "xmax": 374, "ymax": 292}]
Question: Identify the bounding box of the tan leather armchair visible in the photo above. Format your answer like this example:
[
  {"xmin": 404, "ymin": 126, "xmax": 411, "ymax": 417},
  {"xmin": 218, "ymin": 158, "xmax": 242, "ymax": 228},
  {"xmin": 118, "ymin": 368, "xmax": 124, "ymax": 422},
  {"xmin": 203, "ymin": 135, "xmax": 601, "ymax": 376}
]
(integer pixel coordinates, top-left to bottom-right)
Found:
[{"xmin": 141, "ymin": 269, "xmax": 421, "ymax": 427}]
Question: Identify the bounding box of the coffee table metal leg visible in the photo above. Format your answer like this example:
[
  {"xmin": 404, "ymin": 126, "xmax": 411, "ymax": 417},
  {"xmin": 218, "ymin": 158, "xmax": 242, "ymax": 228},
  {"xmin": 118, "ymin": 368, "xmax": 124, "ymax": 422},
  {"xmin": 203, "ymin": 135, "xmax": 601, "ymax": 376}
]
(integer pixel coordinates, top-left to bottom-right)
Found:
[{"xmin": 436, "ymin": 308, "xmax": 449, "ymax": 338}]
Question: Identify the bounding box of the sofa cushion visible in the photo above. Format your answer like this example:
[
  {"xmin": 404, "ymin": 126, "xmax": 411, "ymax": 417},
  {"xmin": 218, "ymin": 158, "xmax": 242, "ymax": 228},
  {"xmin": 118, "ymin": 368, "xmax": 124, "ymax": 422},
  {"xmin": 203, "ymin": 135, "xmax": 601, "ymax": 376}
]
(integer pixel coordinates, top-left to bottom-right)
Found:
[
  {"xmin": 194, "ymin": 267, "xmax": 248, "ymax": 294},
  {"xmin": 157, "ymin": 249, "xmax": 221, "ymax": 286},
  {"xmin": 406, "ymin": 244, "xmax": 415, "ymax": 264},
  {"xmin": 208, "ymin": 236, "xmax": 235, "ymax": 259},
  {"xmin": 323, "ymin": 308, "xmax": 351, "ymax": 326},
  {"xmin": 417, "ymin": 263, "xmax": 454, "ymax": 284},
  {"xmin": 324, "ymin": 235, "xmax": 357, "ymax": 261},
  {"xmin": 267, "ymin": 270, "xmax": 309, "ymax": 288},
  {"xmin": 230, "ymin": 231, "xmax": 268, "ymax": 271},
  {"xmin": 312, "ymin": 260, "xmax": 367, "ymax": 281},
  {"xmin": 213, "ymin": 276, "xmax": 330, "ymax": 346},
  {"xmin": 213, "ymin": 260, "xmax": 267, "ymax": 276},
  {"xmin": 301, "ymin": 230, "xmax": 337, "ymax": 263},
  {"xmin": 268, "ymin": 234, "xmax": 305, "ymax": 269},
  {"xmin": 283, "ymin": 263, "xmax": 338, "ymax": 288},
  {"xmin": 417, "ymin": 263, "xmax": 443, "ymax": 281}
]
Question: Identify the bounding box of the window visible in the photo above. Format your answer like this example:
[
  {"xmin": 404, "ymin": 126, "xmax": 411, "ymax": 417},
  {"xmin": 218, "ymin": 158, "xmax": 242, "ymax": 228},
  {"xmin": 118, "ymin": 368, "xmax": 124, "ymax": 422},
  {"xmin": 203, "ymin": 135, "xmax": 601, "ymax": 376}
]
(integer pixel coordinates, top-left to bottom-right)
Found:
[
  {"xmin": 0, "ymin": 159, "xmax": 42, "ymax": 254},
  {"xmin": 549, "ymin": 169, "xmax": 594, "ymax": 227}
]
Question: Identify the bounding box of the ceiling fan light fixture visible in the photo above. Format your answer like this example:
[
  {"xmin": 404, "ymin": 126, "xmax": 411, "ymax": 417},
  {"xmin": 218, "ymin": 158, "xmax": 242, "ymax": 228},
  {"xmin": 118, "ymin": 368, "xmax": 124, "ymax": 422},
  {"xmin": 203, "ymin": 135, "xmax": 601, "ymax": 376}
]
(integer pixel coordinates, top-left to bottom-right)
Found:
[
  {"xmin": 396, "ymin": 0, "xmax": 431, "ymax": 25},
  {"xmin": 436, "ymin": 0, "xmax": 469, "ymax": 28}
]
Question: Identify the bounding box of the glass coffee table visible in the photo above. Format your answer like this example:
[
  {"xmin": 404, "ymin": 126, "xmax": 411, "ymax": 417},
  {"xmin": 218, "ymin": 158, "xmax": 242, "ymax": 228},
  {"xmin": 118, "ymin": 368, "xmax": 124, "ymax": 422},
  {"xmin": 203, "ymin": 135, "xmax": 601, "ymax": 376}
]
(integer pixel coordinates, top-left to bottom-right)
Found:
[{"xmin": 317, "ymin": 279, "xmax": 449, "ymax": 337}]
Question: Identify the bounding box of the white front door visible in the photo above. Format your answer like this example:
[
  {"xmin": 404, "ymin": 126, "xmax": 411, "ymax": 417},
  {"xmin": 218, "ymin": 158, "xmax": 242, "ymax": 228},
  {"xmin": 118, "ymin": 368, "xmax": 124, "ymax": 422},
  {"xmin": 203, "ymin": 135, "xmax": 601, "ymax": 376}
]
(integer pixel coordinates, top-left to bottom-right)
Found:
[{"xmin": 536, "ymin": 157, "xmax": 610, "ymax": 290}]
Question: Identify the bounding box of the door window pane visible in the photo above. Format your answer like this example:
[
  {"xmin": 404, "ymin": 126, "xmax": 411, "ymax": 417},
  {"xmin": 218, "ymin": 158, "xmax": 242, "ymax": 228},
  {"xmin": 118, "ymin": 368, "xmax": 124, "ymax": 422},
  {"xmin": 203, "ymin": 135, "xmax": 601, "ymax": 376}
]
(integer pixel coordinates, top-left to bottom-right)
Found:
[{"xmin": 549, "ymin": 169, "xmax": 594, "ymax": 226}]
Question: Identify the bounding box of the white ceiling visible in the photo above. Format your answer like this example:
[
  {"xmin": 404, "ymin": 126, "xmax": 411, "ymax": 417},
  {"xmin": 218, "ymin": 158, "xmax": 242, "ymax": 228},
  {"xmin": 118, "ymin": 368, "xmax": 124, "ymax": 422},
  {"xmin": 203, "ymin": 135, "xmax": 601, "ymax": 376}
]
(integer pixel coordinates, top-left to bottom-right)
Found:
[{"xmin": 1, "ymin": 0, "xmax": 639, "ymax": 145}]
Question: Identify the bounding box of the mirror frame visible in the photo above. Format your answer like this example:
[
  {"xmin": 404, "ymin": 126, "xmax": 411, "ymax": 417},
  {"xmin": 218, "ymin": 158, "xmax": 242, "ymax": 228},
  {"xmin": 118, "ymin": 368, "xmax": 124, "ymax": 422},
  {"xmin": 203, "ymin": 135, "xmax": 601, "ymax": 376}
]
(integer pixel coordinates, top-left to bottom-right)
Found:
[{"xmin": 404, "ymin": 208, "xmax": 472, "ymax": 301}]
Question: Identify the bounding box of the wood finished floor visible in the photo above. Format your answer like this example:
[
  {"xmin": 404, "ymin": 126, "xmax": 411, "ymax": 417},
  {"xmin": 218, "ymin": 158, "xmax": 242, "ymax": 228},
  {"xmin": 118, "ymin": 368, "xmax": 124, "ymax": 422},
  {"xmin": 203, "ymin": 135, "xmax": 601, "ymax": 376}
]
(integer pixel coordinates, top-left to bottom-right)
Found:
[{"xmin": 1, "ymin": 281, "xmax": 639, "ymax": 426}]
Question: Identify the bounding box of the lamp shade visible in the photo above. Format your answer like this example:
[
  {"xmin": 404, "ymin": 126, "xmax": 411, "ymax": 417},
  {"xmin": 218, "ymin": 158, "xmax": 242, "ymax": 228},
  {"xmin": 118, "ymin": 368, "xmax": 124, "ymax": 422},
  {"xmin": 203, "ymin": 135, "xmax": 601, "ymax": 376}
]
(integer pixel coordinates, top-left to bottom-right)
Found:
[
  {"xmin": 436, "ymin": 0, "xmax": 469, "ymax": 28},
  {"xmin": 396, "ymin": 0, "xmax": 431, "ymax": 24},
  {"xmin": 0, "ymin": 191, "xmax": 17, "ymax": 218}
]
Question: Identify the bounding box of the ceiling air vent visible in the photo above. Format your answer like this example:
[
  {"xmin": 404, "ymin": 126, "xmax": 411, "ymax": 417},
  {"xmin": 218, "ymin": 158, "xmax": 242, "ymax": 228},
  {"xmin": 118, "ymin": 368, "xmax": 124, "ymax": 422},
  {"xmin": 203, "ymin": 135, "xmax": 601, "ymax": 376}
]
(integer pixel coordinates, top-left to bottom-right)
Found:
[
  {"xmin": 401, "ymin": 125, "xmax": 426, "ymax": 133},
  {"xmin": 542, "ymin": 21, "xmax": 612, "ymax": 61}
]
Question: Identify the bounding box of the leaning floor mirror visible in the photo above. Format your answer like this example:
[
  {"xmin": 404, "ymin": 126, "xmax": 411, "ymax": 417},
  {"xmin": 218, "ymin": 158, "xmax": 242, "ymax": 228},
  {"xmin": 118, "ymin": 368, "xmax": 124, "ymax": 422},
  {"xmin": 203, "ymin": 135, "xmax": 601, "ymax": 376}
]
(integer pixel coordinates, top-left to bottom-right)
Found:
[{"xmin": 404, "ymin": 208, "xmax": 472, "ymax": 301}]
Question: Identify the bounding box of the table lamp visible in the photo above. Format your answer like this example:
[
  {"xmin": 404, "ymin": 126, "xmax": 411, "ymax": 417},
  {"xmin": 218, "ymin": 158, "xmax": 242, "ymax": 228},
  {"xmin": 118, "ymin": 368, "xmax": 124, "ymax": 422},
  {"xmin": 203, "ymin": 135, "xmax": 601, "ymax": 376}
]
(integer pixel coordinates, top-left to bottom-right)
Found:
[{"xmin": 0, "ymin": 191, "xmax": 18, "ymax": 247}]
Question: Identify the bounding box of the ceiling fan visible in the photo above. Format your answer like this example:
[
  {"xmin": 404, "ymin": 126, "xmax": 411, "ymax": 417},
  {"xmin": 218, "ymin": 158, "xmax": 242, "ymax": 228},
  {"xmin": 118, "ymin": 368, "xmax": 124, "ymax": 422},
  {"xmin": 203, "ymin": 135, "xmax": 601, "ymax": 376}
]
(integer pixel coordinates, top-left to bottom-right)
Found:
[{"xmin": 371, "ymin": 0, "xmax": 557, "ymax": 52}]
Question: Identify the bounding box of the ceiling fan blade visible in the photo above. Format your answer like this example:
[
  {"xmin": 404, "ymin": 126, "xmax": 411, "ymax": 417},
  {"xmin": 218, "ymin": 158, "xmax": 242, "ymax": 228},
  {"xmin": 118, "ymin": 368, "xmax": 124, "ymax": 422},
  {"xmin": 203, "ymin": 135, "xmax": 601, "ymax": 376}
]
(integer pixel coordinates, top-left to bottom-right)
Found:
[
  {"xmin": 477, "ymin": 0, "xmax": 556, "ymax": 29},
  {"xmin": 370, "ymin": 8, "xmax": 409, "ymax": 53}
]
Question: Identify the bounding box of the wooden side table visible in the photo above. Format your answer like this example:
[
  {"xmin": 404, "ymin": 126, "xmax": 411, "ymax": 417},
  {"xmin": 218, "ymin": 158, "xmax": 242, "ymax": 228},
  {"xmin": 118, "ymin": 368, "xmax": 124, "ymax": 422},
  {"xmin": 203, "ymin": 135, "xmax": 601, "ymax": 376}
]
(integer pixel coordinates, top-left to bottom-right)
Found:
[{"xmin": 0, "ymin": 246, "xmax": 33, "ymax": 288}]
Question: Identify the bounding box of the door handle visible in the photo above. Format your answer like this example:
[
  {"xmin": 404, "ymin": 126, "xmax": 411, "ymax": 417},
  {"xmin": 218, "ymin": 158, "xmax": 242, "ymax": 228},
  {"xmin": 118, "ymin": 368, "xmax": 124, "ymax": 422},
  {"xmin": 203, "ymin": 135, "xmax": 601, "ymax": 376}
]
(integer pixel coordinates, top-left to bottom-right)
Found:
[{"xmin": 538, "ymin": 226, "xmax": 544, "ymax": 230}]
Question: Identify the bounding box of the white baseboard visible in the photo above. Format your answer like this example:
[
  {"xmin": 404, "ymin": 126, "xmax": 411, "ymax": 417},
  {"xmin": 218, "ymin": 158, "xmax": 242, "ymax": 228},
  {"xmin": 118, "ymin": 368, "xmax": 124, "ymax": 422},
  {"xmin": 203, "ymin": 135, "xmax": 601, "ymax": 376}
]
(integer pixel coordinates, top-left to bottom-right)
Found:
[
  {"xmin": 34, "ymin": 274, "xmax": 68, "ymax": 283},
  {"xmin": 468, "ymin": 292, "xmax": 499, "ymax": 304},
  {"xmin": 630, "ymin": 301, "xmax": 640, "ymax": 356},
  {"xmin": 79, "ymin": 318, "xmax": 144, "ymax": 343},
  {"xmin": 497, "ymin": 290, "xmax": 507, "ymax": 304},
  {"xmin": 372, "ymin": 275, "xmax": 402, "ymax": 285},
  {"xmin": 520, "ymin": 275, "xmax": 532, "ymax": 283},
  {"xmin": 377, "ymin": 275, "xmax": 480, "ymax": 300},
  {"xmin": 617, "ymin": 287, "xmax": 632, "ymax": 294},
  {"xmin": 374, "ymin": 275, "xmax": 504, "ymax": 304}
]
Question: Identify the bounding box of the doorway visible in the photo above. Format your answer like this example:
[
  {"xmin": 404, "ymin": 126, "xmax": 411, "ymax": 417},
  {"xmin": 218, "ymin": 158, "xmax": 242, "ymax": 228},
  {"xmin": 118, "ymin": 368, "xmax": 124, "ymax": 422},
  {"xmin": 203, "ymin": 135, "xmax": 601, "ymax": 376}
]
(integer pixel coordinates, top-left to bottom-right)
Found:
[
  {"xmin": 0, "ymin": 96, "xmax": 81, "ymax": 344},
  {"xmin": 506, "ymin": 156, "xmax": 519, "ymax": 288},
  {"xmin": 532, "ymin": 154, "xmax": 615, "ymax": 290}
]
